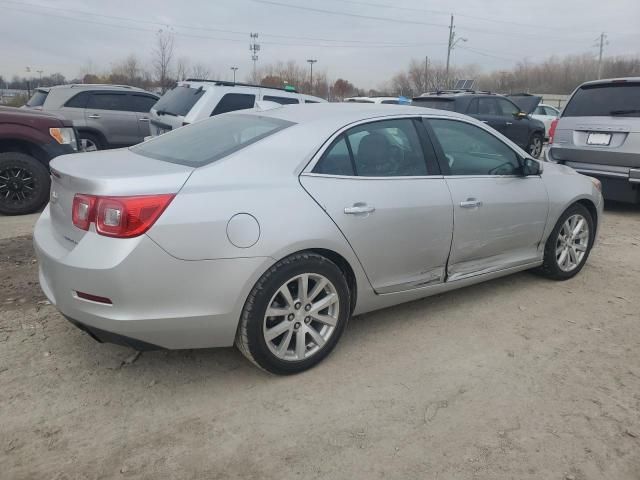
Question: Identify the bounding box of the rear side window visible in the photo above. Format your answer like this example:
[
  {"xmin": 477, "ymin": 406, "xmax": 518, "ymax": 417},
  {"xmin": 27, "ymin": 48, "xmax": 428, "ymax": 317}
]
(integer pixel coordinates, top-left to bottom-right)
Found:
[
  {"xmin": 26, "ymin": 90, "xmax": 48, "ymax": 107},
  {"xmin": 563, "ymin": 83, "xmax": 640, "ymax": 117},
  {"xmin": 131, "ymin": 114, "xmax": 293, "ymax": 167},
  {"xmin": 64, "ymin": 91, "xmax": 89, "ymax": 108},
  {"xmin": 381, "ymin": 100, "xmax": 399, "ymax": 104},
  {"xmin": 130, "ymin": 94, "xmax": 158, "ymax": 112},
  {"xmin": 305, "ymin": 100, "xmax": 319, "ymax": 104},
  {"xmin": 263, "ymin": 95, "xmax": 299, "ymax": 105},
  {"xmin": 413, "ymin": 99, "xmax": 456, "ymax": 111},
  {"xmin": 87, "ymin": 93, "xmax": 129, "ymax": 111},
  {"xmin": 153, "ymin": 85, "xmax": 205, "ymax": 117},
  {"xmin": 211, "ymin": 93, "xmax": 256, "ymax": 116}
]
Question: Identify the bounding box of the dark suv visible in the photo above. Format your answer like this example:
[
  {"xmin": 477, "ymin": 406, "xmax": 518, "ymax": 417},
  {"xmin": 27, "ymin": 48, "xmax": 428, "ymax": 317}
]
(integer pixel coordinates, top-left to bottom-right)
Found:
[
  {"xmin": 0, "ymin": 106, "xmax": 78, "ymax": 215},
  {"xmin": 412, "ymin": 91, "xmax": 546, "ymax": 158}
]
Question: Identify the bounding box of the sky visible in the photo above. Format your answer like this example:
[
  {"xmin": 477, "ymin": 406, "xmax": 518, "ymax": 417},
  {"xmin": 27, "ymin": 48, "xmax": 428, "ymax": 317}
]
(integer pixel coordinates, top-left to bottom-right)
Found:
[{"xmin": 1, "ymin": 0, "xmax": 639, "ymax": 89}]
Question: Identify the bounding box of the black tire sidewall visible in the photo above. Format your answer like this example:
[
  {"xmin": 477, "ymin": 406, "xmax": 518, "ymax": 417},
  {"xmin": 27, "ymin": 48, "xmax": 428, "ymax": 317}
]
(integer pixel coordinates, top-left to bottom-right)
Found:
[
  {"xmin": 0, "ymin": 152, "xmax": 50, "ymax": 215},
  {"xmin": 543, "ymin": 204, "xmax": 594, "ymax": 280},
  {"xmin": 245, "ymin": 255, "xmax": 350, "ymax": 374}
]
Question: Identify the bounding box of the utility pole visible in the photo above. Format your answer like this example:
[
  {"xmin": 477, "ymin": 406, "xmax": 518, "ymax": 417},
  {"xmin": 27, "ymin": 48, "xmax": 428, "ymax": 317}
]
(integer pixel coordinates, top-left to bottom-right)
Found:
[
  {"xmin": 231, "ymin": 66, "xmax": 238, "ymax": 84},
  {"xmin": 249, "ymin": 33, "xmax": 260, "ymax": 81},
  {"xmin": 445, "ymin": 15, "xmax": 454, "ymax": 78},
  {"xmin": 424, "ymin": 56, "xmax": 429, "ymax": 92},
  {"xmin": 36, "ymin": 70, "xmax": 43, "ymax": 87},
  {"xmin": 307, "ymin": 59, "xmax": 317, "ymax": 94},
  {"xmin": 596, "ymin": 32, "xmax": 608, "ymax": 79}
]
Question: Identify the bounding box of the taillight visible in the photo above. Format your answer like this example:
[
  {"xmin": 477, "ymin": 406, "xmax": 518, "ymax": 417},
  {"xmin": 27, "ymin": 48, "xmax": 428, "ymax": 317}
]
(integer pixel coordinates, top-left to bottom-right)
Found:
[
  {"xmin": 71, "ymin": 193, "xmax": 174, "ymax": 238},
  {"xmin": 548, "ymin": 118, "xmax": 559, "ymax": 144},
  {"xmin": 72, "ymin": 194, "xmax": 96, "ymax": 231}
]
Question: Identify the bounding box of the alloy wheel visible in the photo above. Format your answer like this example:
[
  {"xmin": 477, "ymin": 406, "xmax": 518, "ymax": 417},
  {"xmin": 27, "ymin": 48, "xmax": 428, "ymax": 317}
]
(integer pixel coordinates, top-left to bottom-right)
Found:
[
  {"xmin": 80, "ymin": 138, "xmax": 98, "ymax": 152},
  {"xmin": 0, "ymin": 167, "xmax": 36, "ymax": 203},
  {"xmin": 263, "ymin": 273, "xmax": 340, "ymax": 361},
  {"xmin": 529, "ymin": 136, "xmax": 542, "ymax": 157},
  {"xmin": 555, "ymin": 214, "xmax": 589, "ymax": 272}
]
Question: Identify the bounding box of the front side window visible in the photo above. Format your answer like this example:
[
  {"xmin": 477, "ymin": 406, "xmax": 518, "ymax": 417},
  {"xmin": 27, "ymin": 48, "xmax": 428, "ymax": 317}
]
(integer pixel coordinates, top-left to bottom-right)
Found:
[
  {"xmin": 429, "ymin": 119, "xmax": 521, "ymax": 176},
  {"xmin": 263, "ymin": 95, "xmax": 299, "ymax": 105},
  {"xmin": 87, "ymin": 93, "xmax": 129, "ymax": 111},
  {"xmin": 497, "ymin": 98, "xmax": 520, "ymax": 116},
  {"xmin": 131, "ymin": 114, "xmax": 293, "ymax": 167},
  {"xmin": 313, "ymin": 119, "xmax": 432, "ymax": 177},
  {"xmin": 477, "ymin": 98, "xmax": 500, "ymax": 115},
  {"xmin": 211, "ymin": 93, "xmax": 256, "ymax": 116}
]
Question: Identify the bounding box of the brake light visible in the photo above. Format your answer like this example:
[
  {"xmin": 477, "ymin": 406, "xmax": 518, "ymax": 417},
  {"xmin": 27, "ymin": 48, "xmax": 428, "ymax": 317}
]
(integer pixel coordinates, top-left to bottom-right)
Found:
[
  {"xmin": 548, "ymin": 118, "xmax": 559, "ymax": 144},
  {"xmin": 71, "ymin": 194, "xmax": 174, "ymax": 238}
]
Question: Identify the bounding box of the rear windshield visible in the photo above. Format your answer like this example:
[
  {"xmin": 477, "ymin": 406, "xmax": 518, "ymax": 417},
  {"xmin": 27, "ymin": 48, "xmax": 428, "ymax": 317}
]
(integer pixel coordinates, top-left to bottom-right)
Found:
[
  {"xmin": 131, "ymin": 114, "xmax": 294, "ymax": 167},
  {"xmin": 153, "ymin": 85, "xmax": 205, "ymax": 117},
  {"xmin": 563, "ymin": 82, "xmax": 640, "ymax": 117},
  {"xmin": 412, "ymin": 98, "xmax": 456, "ymax": 111},
  {"xmin": 26, "ymin": 90, "xmax": 48, "ymax": 107}
]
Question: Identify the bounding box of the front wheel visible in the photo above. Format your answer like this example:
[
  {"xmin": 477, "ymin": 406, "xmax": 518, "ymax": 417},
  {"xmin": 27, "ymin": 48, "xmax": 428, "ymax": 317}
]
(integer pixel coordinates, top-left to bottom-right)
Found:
[
  {"xmin": 527, "ymin": 132, "xmax": 543, "ymax": 159},
  {"xmin": 236, "ymin": 252, "xmax": 351, "ymax": 374},
  {"xmin": 0, "ymin": 152, "xmax": 50, "ymax": 215},
  {"xmin": 537, "ymin": 203, "xmax": 594, "ymax": 280}
]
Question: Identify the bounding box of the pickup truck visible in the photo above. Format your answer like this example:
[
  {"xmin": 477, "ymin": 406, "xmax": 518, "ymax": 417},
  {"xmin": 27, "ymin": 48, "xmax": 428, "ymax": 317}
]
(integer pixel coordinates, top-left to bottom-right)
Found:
[{"xmin": 0, "ymin": 106, "xmax": 78, "ymax": 215}]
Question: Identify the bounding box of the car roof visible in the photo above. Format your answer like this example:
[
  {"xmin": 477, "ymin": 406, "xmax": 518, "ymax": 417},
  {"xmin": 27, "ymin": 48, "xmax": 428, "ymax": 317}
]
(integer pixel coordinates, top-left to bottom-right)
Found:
[
  {"xmin": 237, "ymin": 102, "xmax": 467, "ymax": 125},
  {"xmin": 577, "ymin": 77, "xmax": 640, "ymax": 88},
  {"xmin": 43, "ymin": 84, "xmax": 153, "ymax": 93}
]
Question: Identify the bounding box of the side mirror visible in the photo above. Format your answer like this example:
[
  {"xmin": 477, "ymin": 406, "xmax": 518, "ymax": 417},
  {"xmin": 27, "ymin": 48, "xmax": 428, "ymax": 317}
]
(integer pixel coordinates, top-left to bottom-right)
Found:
[
  {"xmin": 521, "ymin": 157, "xmax": 542, "ymax": 176},
  {"xmin": 515, "ymin": 111, "xmax": 528, "ymax": 119}
]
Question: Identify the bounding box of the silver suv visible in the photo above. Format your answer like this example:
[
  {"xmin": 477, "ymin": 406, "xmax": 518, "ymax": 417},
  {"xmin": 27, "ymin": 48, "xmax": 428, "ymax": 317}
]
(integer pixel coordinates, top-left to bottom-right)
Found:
[
  {"xmin": 547, "ymin": 77, "xmax": 640, "ymax": 203},
  {"xmin": 25, "ymin": 84, "xmax": 159, "ymax": 151}
]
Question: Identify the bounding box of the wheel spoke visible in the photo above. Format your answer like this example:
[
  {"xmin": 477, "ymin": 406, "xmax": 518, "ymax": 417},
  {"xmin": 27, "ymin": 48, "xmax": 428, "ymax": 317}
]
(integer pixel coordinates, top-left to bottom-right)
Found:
[
  {"xmin": 266, "ymin": 306, "xmax": 289, "ymax": 318},
  {"xmin": 277, "ymin": 329, "xmax": 294, "ymax": 355},
  {"xmin": 310, "ymin": 312, "xmax": 337, "ymax": 327},
  {"xmin": 568, "ymin": 247, "xmax": 578, "ymax": 265},
  {"xmin": 297, "ymin": 274, "xmax": 309, "ymax": 302},
  {"xmin": 295, "ymin": 330, "xmax": 306, "ymax": 359},
  {"xmin": 572, "ymin": 219, "xmax": 585, "ymax": 236},
  {"xmin": 278, "ymin": 285, "xmax": 295, "ymax": 308},
  {"xmin": 307, "ymin": 277, "xmax": 327, "ymax": 302},
  {"xmin": 310, "ymin": 293, "xmax": 338, "ymax": 314},
  {"xmin": 307, "ymin": 327, "xmax": 325, "ymax": 348},
  {"xmin": 265, "ymin": 320, "xmax": 291, "ymax": 341},
  {"xmin": 557, "ymin": 249, "xmax": 568, "ymax": 266}
]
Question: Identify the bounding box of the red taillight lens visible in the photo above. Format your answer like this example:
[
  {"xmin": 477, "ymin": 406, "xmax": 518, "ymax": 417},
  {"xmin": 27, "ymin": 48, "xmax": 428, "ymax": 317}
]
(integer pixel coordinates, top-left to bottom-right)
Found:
[
  {"xmin": 72, "ymin": 193, "xmax": 174, "ymax": 238},
  {"xmin": 548, "ymin": 118, "xmax": 559, "ymax": 144},
  {"xmin": 95, "ymin": 194, "xmax": 175, "ymax": 238},
  {"xmin": 72, "ymin": 194, "xmax": 96, "ymax": 231}
]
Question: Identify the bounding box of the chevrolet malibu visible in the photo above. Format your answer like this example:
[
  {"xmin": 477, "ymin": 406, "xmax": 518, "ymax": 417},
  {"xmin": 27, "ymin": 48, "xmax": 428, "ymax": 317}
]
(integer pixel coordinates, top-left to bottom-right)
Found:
[{"xmin": 34, "ymin": 104, "xmax": 603, "ymax": 374}]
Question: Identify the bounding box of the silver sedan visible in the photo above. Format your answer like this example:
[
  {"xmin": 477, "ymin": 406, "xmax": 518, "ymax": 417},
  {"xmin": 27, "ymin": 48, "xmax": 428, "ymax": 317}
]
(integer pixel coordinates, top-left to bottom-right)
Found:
[{"xmin": 34, "ymin": 104, "xmax": 603, "ymax": 374}]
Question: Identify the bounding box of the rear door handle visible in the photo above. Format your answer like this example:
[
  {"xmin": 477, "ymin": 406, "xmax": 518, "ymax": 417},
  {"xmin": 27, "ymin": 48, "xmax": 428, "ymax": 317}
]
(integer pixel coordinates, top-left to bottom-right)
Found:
[
  {"xmin": 139, "ymin": 117, "xmax": 150, "ymax": 122},
  {"xmin": 344, "ymin": 203, "xmax": 375, "ymax": 215},
  {"xmin": 460, "ymin": 199, "xmax": 483, "ymax": 209},
  {"xmin": 88, "ymin": 114, "xmax": 101, "ymax": 119},
  {"xmin": 506, "ymin": 121, "xmax": 513, "ymax": 126}
]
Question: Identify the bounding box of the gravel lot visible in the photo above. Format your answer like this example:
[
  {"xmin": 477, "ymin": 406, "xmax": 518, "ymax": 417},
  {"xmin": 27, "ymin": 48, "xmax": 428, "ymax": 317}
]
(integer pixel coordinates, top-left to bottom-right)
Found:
[{"xmin": 1, "ymin": 206, "xmax": 639, "ymax": 480}]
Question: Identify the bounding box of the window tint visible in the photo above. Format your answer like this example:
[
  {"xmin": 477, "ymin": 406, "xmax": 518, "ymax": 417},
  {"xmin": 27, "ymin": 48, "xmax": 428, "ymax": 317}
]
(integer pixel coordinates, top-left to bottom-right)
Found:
[
  {"xmin": 477, "ymin": 98, "xmax": 500, "ymax": 115},
  {"xmin": 313, "ymin": 137, "xmax": 354, "ymax": 176},
  {"xmin": 26, "ymin": 89, "xmax": 48, "ymax": 107},
  {"xmin": 153, "ymin": 85, "xmax": 205, "ymax": 117},
  {"xmin": 429, "ymin": 119, "xmax": 521, "ymax": 176},
  {"xmin": 305, "ymin": 100, "xmax": 319, "ymax": 104},
  {"xmin": 496, "ymin": 98, "xmax": 519, "ymax": 116},
  {"xmin": 211, "ymin": 93, "xmax": 256, "ymax": 116},
  {"xmin": 263, "ymin": 95, "xmax": 299, "ymax": 105},
  {"xmin": 313, "ymin": 119, "xmax": 431, "ymax": 177},
  {"xmin": 413, "ymin": 98, "xmax": 456, "ymax": 111},
  {"xmin": 131, "ymin": 114, "xmax": 293, "ymax": 167},
  {"xmin": 64, "ymin": 91, "xmax": 89, "ymax": 108},
  {"xmin": 563, "ymin": 83, "xmax": 640, "ymax": 117},
  {"xmin": 381, "ymin": 99, "xmax": 399, "ymax": 104},
  {"xmin": 131, "ymin": 94, "xmax": 157, "ymax": 112},
  {"xmin": 87, "ymin": 93, "xmax": 130, "ymax": 111}
]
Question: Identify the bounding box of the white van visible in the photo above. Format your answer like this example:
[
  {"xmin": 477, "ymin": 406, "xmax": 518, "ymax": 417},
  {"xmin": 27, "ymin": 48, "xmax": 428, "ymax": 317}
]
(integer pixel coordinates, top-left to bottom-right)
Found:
[{"xmin": 149, "ymin": 79, "xmax": 326, "ymax": 136}]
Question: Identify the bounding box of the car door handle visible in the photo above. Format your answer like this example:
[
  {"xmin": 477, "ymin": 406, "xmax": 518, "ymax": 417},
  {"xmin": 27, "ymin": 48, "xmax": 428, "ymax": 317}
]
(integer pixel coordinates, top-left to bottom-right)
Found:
[
  {"xmin": 460, "ymin": 199, "xmax": 483, "ymax": 209},
  {"xmin": 138, "ymin": 117, "xmax": 150, "ymax": 122},
  {"xmin": 344, "ymin": 203, "xmax": 375, "ymax": 215},
  {"xmin": 88, "ymin": 114, "xmax": 101, "ymax": 119},
  {"xmin": 481, "ymin": 120, "xmax": 489, "ymax": 124},
  {"xmin": 506, "ymin": 121, "xmax": 513, "ymax": 126}
]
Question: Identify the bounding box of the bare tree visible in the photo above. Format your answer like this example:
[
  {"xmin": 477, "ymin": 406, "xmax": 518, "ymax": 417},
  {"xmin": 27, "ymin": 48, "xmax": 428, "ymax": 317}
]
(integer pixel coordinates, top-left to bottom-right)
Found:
[
  {"xmin": 176, "ymin": 56, "xmax": 190, "ymax": 81},
  {"xmin": 190, "ymin": 63, "xmax": 211, "ymax": 80},
  {"xmin": 153, "ymin": 29, "xmax": 175, "ymax": 92}
]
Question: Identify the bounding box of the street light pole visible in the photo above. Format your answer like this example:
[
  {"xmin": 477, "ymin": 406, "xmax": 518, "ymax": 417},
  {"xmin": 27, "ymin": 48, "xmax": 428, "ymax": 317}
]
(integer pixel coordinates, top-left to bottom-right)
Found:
[
  {"xmin": 231, "ymin": 66, "xmax": 238, "ymax": 84},
  {"xmin": 307, "ymin": 59, "xmax": 317, "ymax": 94}
]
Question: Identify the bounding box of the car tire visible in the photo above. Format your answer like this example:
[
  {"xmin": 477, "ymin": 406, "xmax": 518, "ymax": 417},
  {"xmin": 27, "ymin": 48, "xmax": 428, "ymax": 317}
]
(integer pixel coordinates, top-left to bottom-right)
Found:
[
  {"xmin": 0, "ymin": 152, "xmax": 51, "ymax": 215},
  {"xmin": 236, "ymin": 252, "xmax": 351, "ymax": 375},
  {"xmin": 527, "ymin": 132, "xmax": 543, "ymax": 159},
  {"xmin": 78, "ymin": 132, "xmax": 102, "ymax": 152},
  {"xmin": 537, "ymin": 203, "xmax": 594, "ymax": 280}
]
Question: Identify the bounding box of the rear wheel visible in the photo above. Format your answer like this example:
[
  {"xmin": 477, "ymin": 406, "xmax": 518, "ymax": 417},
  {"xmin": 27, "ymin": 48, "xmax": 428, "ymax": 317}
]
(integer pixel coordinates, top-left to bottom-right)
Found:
[
  {"xmin": 236, "ymin": 252, "xmax": 351, "ymax": 374},
  {"xmin": 0, "ymin": 152, "xmax": 50, "ymax": 215},
  {"xmin": 527, "ymin": 132, "xmax": 543, "ymax": 158},
  {"xmin": 537, "ymin": 203, "xmax": 594, "ymax": 280},
  {"xmin": 78, "ymin": 132, "xmax": 102, "ymax": 152}
]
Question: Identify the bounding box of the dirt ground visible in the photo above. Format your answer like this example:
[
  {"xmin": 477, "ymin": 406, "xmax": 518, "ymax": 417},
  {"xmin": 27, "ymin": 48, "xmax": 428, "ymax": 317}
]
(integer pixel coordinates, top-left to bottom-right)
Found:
[{"xmin": 1, "ymin": 206, "xmax": 639, "ymax": 480}]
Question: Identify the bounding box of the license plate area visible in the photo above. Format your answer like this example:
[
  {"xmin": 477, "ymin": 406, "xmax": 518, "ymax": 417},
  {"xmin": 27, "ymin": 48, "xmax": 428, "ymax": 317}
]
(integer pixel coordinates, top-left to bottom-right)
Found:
[{"xmin": 587, "ymin": 132, "xmax": 612, "ymax": 146}]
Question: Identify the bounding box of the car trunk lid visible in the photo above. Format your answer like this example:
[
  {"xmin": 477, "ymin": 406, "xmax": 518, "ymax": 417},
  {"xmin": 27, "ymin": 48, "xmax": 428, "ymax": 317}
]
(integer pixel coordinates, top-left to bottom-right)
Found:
[
  {"xmin": 48, "ymin": 149, "xmax": 194, "ymax": 248},
  {"xmin": 506, "ymin": 94, "xmax": 542, "ymax": 114}
]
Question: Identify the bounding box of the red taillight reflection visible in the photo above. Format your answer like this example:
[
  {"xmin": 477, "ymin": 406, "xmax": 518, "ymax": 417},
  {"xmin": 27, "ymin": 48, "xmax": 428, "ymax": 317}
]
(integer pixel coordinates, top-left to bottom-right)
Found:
[
  {"xmin": 548, "ymin": 118, "xmax": 559, "ymax": 144},
  {"xmin": 72, "ymin": 193, "xmax": 174, "ymax": 238}
]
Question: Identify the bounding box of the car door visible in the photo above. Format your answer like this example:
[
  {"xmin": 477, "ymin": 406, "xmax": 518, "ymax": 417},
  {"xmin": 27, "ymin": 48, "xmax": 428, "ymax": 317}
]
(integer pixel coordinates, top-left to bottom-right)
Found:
[
  {"xmin": 426, "ymin": 117, "xmax": 548, "ymax": 280},
  {"xmin": 85, "ymin": 91, "xmax": 140, "ymax": 147},
  {"xmin": 129, "ymin": 94, "xmax": 159, "ymax": 141},
  {"xmin": 496, "ymin": 97, "xmax": 530, "ymax": 148},
  {"xmin": 300, "ymin": 118, "xmax": 453, "ymax": 293}
]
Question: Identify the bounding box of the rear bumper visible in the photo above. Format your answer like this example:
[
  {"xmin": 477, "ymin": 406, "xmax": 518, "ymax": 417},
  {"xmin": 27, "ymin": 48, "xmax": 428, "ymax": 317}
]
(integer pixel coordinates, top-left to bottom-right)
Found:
[{"xmin": 34, "ymin": 206, "xmax": 272, "ymax": 349}]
